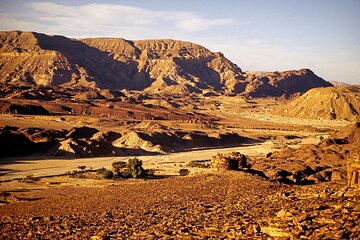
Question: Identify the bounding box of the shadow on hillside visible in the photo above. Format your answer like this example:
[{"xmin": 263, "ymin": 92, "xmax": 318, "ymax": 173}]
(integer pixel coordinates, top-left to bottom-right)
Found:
[{"xmin": 34, "ymin": 32, "xmax": 152, "ymax": 90}]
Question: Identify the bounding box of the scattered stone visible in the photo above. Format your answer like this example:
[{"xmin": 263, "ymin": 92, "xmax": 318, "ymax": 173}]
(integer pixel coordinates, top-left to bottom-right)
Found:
[
  {"xmin": 331, "ymin": 170, "xmax": 345, "ymax": 181},
  {"xmin": 1, "ymin": 170, "xmax": 360, "ymax": 239},
  {"xmin": 347, "ymin": 149, "xmax": 360, "ymax": 188},
  {"xmin": 261, "ymin": 226, "xmax": 292, "ymax": 238},
  {"xmin": 276, "ymin": 209, "xmax": 293, "ymax": 218}
]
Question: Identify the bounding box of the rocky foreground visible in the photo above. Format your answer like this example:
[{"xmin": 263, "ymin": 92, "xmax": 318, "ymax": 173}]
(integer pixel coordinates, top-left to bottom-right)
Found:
[{"xmin": 1, "ymin": 172, "xmax": 359, "ymax": 239}]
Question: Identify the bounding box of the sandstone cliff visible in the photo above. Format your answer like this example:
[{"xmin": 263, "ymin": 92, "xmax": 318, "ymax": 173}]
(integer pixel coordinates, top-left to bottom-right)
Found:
[{"xmin": 0, "ymin": 31, "xmax": 331, "ymax": 96}]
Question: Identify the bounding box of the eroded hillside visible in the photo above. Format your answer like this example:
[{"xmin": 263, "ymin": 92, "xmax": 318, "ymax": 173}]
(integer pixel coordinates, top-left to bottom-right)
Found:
[
  {"xmin": 274, "ymin": 85, "xmax": 360, "ymax": 121},
  {"xmin": 0, "ymin": 31, "xmax": 331, "ymax": 96}
]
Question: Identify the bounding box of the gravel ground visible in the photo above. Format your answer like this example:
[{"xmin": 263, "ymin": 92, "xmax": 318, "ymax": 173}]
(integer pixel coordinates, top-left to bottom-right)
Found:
[{"xmin": 1, "ymin": 172, "xmax": 359, "ymax": 239}]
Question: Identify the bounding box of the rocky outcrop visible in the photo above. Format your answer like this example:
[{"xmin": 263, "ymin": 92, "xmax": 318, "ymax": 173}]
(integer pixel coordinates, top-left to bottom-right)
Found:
[
  {"xmin": 250, "ymin": 122, "xmax": 360, "ymax": 185},
  {"xmin": 0, "ymin": 31, "xmax": 331, "ymax": 96},
  {"xmin": 346, "ymin": 149, "xmax": 360, "ymax": 188},
  {"xmin": 211, "ymin": 152, "xmax": 249, "ymax": 171},
  {"xmin": 273, "ymin": 85, "xmax": 360, "ymax": 121}
]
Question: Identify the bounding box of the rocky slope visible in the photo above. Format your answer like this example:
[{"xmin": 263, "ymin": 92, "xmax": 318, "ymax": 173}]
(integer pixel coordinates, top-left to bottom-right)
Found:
[
  {"xmin": 1, "ymin": 173, "xmax": 359, "ymax": 239},
  {"xmin": 273, "ymin": 85, "xmax": 360, "ymax": 121},
  {"xmin": 0, "ymin": 31, "xmax": 331, "ymax": 96},
  {"xmin": 250, "ymin": 122, "xmax": 360, "ymax": 184}
]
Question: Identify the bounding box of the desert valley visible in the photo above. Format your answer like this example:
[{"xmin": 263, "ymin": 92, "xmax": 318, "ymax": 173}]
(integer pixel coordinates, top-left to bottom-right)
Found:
[{"xmin": 0, "ymin": 31, "xmax": 360, "ymax": 239}]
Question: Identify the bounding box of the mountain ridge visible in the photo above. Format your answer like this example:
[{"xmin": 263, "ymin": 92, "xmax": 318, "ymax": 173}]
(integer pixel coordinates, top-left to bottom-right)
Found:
[{"xmin": 0, "ymin": 31, "xmax": 332, "ymax": 96}]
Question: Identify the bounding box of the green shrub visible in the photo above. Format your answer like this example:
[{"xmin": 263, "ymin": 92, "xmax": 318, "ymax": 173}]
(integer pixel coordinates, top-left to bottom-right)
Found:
[
  {"xmin": 112, "ymin": 161, "xmax": 127, "ymax": 172},
  {"xmin": 146, "ymin": 169, "xmax": 155, "ymax": 176},
  {"xmin": 20, "ymin": 174, "xmax": 40, "ymax": 183},
  {"xmin": 96, "ymin": 167, "xmax": 114, "ymax": 179},
  {"xmin": 77, "ymin": 165, "xmax": 86, "ymax": 170},
  {"xmin": 186, "ymin": 160, "xmax": 211, "ymax": 168},
  {"xmin": 125, "ymin": 158, "xmax": 146, "ymax": 179}
]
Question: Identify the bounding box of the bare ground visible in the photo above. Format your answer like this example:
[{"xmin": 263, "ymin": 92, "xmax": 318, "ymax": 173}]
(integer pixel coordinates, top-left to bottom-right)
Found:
[
  {"xmin": 1, "ymin": 172, "xmax": 359, "ymax": 239},
  {"xmin": 0, "ymin": 96, "xmax": 358, "ymax": 239}
]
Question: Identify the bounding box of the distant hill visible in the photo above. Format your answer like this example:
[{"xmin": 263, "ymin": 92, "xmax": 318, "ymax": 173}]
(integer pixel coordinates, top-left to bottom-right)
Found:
[
  {"xmin": 329, "ymin": 81, "xmax": 351, "ymax": 87},
  {"xmin": 273, "ymin": 85, "xmax": 360, "ymax": 121},
  {"xmin": 242, "ymin": 69, "xmax": 332, "ymax": 97},
  {"xmin": 0, "ymin": 31, "xmax": 331, "ymax": 96}
]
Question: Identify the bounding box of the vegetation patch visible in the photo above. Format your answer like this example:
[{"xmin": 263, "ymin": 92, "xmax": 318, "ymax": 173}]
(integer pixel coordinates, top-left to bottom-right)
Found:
[
  {"xmin": 186, "ymin": 160, "xmax": 211, "ymax": 168},
  {"xmin": 66, "ymin": 158, "xmax": 153, "ymax": 180}
]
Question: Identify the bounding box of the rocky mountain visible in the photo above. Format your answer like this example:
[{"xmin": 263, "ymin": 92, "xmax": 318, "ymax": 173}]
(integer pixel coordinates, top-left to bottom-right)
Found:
[
  {"xmin": 273, "ymin": 85, "xmax": 360, "ymax": 121},
  {"xmin": 242, "ymin": 69, "xmax": 332, "ymax": 97},
  {"xmin": 0, "ymin": 31, "xmax": 331, "ymax": 96}
]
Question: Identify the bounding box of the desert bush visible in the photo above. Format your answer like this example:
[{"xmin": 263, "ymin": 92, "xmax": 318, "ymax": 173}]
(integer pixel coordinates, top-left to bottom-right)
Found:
[
  {"xmin": 96, "ymin": 167, "xmax": 114, "ymax": 179},
  {"xmin": 112, "ymin": 161, "xmax": 127, "ymax": 179},
  {"xmin": 179, "ymin": 169, "xmax": 190, "ymax": 176},
  {"xmin": 20, "ymin": 174, "xmax": 40, "ymax": 183},
  {"xmin": 146, "ymin": 169, "xmax": 155, "ymax": 176},
  {"xmin": 66, "ymin": 159, "xmax": 150, "ymax": 180},
  {"xmin": 77, "ymin": 165, "xmax": 86, "ymax": 170},
  {"xmin": 65, "ymin": 170, "xmax": 82, "ymax": 178},
  {"xmin": 187, "ymin": 160, "xmax": 211, "ymax": 168},
  {"xmin": 74, "ymin": 173, "xmax": 88, "ymax": 179},
  {"xmin": 124, "ymin": 158, "xmax": 146, "ymax": 179},
  {"xmin": 112, "ymin": 161, "xmax": 127, "ymax": 172},
  {"xmin": 66, "ymin": 170, "xmax": 86, "ymax": 178}
]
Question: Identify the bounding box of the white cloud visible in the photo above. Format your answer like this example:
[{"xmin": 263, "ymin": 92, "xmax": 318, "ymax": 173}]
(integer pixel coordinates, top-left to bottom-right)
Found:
[
  {"xmin": 2, "ymin": 2, "xmax": 358, "ymax": 84},
  {"xmin": 0, "ymin": 2, "xmax": 236, "ymax": 38},
  {"xmin": 202, "ymin": 38, "xmax": 360, "ymax": 84},
  {"xmin": 176, "ymin": 18, "xmax": 235, "ymax": 31},
  {"xmin": 0, "ymin": 15, "xmax": 43, "ymax": 31}
]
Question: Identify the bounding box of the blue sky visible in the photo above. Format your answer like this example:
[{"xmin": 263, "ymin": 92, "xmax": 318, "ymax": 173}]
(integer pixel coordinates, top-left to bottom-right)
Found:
[{"xmin": 1, "ymin": 0, "xmax": 359, "ymax": 84}]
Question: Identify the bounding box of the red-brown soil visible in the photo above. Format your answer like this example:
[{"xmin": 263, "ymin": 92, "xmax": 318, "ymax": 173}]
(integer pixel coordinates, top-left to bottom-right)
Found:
[{"xmin": 1, "ymin": 173, "xmax": 359, "ymax": 239}]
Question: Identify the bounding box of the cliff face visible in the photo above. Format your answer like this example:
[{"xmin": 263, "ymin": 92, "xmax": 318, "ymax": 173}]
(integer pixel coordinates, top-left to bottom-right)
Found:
[
  {"xmin": 273, "ymin": 85, "xmax": 360, "ymax": 121},
  {"xmin": 0, "ymin": 31, "xmax": 331, "ymax": 96}
]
